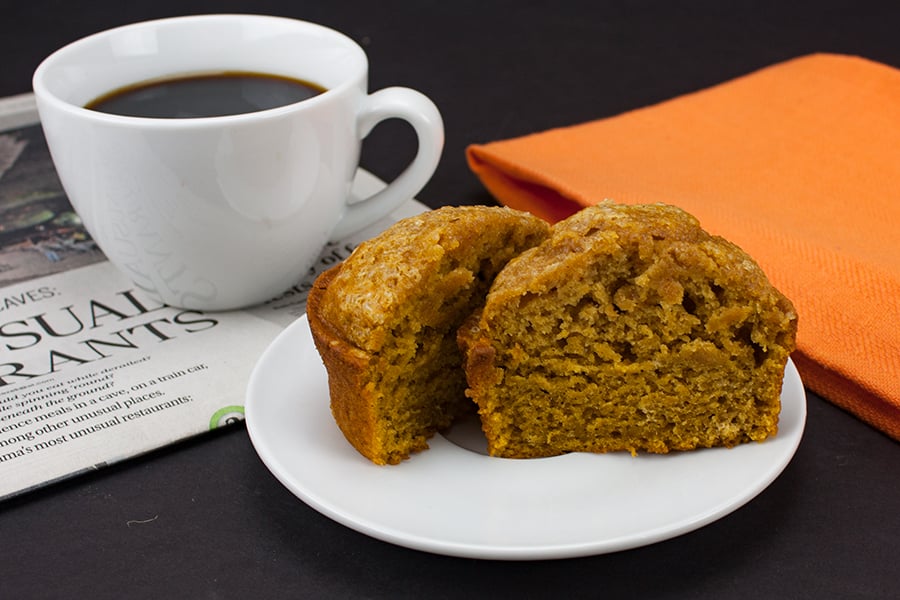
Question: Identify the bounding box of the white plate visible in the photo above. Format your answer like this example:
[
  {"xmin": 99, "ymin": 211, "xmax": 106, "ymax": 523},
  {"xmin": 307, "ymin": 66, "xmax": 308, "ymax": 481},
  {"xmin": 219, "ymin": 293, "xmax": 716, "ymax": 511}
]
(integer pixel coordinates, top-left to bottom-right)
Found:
[{"xmin": 245, "ymin": 315, "xmax": 806, "ymax": 560}]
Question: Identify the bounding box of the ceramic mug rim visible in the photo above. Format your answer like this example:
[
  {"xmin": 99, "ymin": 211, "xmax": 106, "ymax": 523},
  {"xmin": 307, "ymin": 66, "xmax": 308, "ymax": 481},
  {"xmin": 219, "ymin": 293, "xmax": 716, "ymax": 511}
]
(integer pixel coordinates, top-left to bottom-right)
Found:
[{"xmin": 32, "ymin": 14, "xmax": 368, "ymax": 129}]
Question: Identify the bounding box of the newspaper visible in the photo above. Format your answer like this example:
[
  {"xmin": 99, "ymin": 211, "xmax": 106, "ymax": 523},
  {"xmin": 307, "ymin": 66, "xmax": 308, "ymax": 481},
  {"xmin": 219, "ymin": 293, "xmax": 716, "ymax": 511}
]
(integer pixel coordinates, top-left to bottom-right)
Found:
[{"xmin": 0, "ymin": 93, "xmax": 428, "ymax": 500}]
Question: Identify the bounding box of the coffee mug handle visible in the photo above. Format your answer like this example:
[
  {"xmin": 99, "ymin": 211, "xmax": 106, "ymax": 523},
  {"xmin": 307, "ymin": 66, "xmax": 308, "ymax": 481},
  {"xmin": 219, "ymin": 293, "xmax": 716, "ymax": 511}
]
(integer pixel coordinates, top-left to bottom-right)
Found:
[{"xmin": 329, "ymin": 87, "xmax": 444, "ymax": 241}]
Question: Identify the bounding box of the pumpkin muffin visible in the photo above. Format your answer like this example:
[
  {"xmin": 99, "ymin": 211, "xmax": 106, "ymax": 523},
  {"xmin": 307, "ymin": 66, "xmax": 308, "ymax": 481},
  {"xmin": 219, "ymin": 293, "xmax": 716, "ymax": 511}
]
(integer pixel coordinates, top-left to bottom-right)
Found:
[
  {"xmin": 458, "ymin": 201, "xmax": 798, "ymax": 458},
  {"xmin": 307, "ymin": 206, "xmax": 550, "ymax": 464}
]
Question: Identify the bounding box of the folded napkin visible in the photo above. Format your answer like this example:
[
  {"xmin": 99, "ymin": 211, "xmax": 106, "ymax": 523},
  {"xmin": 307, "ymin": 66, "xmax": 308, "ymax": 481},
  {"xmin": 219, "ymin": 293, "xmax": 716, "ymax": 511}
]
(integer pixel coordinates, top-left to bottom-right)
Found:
[{"xmin": 467, "ymin": 53, "xmax": 900, "ymax": 441}]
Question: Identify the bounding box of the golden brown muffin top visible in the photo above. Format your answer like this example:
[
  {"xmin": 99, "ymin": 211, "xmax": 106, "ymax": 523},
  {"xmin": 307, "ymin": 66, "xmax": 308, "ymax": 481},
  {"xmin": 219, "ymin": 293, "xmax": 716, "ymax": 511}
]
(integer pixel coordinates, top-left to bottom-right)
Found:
[
  {"xmin": 485, "ymin": 201, "xmax": 796, "ymax": 322},
  {"xmin": 316, "ymin": 205, "xmax": 550, "ymax": 352}
]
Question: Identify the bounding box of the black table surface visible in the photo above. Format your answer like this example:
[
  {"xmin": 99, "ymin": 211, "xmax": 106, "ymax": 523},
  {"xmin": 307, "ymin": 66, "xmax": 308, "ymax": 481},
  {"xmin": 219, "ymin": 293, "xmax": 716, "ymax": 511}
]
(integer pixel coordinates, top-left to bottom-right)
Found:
[{"xmin": 2, "ymin": 1, "xmax": 898, "ymax": 598}]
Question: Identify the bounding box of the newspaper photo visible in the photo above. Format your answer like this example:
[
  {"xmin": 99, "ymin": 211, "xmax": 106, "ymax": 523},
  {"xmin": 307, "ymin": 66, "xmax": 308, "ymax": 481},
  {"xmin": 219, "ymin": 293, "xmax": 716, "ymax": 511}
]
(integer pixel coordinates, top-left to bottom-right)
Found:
[{"xmin": 0, "ymin": 93, "xmax": 427, "ymax": 500}]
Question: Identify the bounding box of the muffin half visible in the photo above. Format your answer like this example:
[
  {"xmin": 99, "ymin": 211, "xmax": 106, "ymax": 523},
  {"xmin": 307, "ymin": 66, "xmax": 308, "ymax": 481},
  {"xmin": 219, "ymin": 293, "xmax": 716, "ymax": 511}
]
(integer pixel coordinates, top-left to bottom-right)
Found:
[
  {"xmin": 307, "ymin": 206, "xmax": 550, "ymax": 464},
  {"xmin": 459, "ymin": 201, "xmax": 798, "ymax": 457}
]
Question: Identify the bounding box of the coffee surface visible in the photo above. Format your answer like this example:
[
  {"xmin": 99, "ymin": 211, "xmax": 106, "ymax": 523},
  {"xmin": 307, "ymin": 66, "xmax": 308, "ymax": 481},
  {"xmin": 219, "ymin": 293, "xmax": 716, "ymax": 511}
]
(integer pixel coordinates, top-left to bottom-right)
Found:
[{"xmin": 85, "ymin": 71, "xmax": 326, "ymax": 118}]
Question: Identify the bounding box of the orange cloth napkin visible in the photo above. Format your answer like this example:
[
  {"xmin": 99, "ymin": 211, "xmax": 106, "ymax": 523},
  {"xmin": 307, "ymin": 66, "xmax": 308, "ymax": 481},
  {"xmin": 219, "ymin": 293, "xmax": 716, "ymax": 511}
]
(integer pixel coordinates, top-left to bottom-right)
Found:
[{"xmin": 467, "ymin": 53, "xmax": 900, "ymax": 441}]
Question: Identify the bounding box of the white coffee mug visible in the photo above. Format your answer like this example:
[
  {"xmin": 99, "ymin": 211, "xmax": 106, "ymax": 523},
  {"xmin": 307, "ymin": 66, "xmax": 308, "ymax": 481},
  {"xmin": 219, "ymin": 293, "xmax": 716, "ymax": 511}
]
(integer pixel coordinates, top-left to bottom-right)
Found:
[{"xmin": 32, "ymin": 14, "xmax": 443, "ymax": 310}]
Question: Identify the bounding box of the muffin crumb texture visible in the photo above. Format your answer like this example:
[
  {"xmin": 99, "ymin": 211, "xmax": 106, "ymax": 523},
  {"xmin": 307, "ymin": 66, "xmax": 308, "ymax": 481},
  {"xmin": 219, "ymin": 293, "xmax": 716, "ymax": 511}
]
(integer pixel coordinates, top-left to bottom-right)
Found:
[{"xmin": 459, "ymin": 201, "xmax": 798, "ymax": 457}]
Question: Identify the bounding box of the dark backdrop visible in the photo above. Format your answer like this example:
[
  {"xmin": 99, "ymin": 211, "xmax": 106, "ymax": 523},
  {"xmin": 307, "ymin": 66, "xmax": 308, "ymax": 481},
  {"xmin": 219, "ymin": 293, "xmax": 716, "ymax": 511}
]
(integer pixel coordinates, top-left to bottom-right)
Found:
[{"xmin": 1, "ymin": 1, "xmax": 898, "ymax": 599}]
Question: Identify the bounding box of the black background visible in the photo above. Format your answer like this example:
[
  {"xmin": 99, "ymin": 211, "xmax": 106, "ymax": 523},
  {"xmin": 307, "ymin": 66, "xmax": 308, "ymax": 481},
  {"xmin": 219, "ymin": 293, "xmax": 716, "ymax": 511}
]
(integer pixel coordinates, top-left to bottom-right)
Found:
[{"xmin": 1, "ymin": 1, "xmax": 898, "ymax": 598}]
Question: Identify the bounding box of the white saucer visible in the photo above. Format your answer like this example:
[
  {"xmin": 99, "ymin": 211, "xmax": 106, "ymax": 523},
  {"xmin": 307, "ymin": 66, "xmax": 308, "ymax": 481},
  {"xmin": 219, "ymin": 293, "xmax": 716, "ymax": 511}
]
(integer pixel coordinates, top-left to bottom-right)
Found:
[{"xmin": 245, "ymin": 315, "xmax": 806, "ymax": 560}]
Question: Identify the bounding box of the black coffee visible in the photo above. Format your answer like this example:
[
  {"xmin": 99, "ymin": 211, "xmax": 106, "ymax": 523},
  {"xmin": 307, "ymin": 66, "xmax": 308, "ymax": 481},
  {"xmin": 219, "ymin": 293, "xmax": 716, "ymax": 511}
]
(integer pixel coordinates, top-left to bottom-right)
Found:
[{"xmin": 85, "ymin": 71, "xmax": 326, "ymax": 118}]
